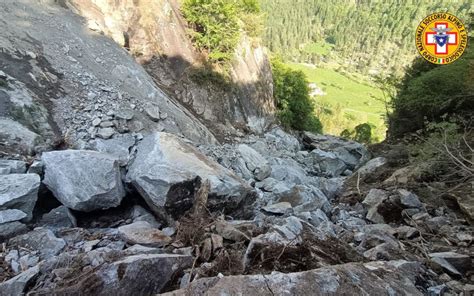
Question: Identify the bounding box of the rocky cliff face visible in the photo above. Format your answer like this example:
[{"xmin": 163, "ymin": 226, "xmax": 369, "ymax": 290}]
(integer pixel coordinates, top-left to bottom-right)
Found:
[
  {"xmin": 67, "ymin": 0, "xmax": 276, "ymax": 137},
  {"xmin": 0, "ymin": 0, "xmax": 218, "ymax": 156}
]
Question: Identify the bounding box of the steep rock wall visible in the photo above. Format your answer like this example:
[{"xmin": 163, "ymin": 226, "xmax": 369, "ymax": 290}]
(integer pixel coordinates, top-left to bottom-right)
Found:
[
  {"xmin": 0, "ymin": 0, "xmax": 217, "ymax": 158},
  {"xmin": 67, "ymin": 0, "xmax": 276, "ymax": 137}
]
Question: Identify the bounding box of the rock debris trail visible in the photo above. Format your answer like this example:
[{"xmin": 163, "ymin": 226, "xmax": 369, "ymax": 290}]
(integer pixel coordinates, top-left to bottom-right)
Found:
[{"xmin": 0, "ymin": 128, "xmax": 472, "ymax": 295}]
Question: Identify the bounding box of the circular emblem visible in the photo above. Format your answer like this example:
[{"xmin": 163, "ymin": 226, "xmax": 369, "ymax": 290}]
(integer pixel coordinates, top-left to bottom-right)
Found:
[{"xmin": 415, "ymin": 12, "xmax": 468, "ymax": 65}]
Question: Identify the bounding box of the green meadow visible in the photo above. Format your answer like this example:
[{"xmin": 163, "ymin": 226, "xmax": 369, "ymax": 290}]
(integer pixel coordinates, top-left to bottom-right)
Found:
[{"xmin": 287, "ymin": 63, "xmax": 388, "ymax": 141}]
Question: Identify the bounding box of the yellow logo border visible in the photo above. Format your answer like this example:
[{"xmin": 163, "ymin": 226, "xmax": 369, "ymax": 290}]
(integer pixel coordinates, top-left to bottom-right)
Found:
[{"xmin": 415, "ymin": 12, "xmax": 468, "ymax": 65}]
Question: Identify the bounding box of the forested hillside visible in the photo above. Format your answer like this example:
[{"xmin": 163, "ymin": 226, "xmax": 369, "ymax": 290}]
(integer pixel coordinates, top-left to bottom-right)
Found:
[{"xmin": 260, "ymin": 0, "xmax": 472, "ymax": 75}]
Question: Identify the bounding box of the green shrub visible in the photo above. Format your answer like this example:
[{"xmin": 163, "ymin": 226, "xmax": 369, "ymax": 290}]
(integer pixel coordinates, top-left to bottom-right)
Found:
[
  {"xmin": 182, "ymin": 0, "xmax": 262, "ymax": 64},
  {"xmin": 189, "ymin": 64, "xmax": 231, "ymax": 89},
  {"xmin": 353, "ymin": 123, "xmax": 372, "ymax": 144},
  {"xmin": 340, "ymin": 122, "xmax": 378, "ymax": 144},
  {"xmin": 182, "ymin": 0, "xmax": 240, "ymax": 63},
  {"xmin": 388, "ymin": 33, "xmax": 473, "ymax": 138},
  {"xmin": 271, "ymin": 58, "xmax": 323, "ymax": 133}
]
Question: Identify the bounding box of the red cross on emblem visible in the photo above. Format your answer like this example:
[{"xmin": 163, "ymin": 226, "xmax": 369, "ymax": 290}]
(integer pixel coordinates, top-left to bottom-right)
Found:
[{"xmin": 425, "ymin": 22, "xmax": 458, "ymax": 55}]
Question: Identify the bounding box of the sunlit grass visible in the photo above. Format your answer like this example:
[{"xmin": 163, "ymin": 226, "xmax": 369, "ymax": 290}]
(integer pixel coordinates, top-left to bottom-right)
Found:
[{"xmin": 287, "ymin": 63, "xmax": 387, "ymax": 141}]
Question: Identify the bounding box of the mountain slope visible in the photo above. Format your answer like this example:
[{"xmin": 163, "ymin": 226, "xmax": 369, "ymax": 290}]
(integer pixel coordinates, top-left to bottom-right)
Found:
[
  {"xmin": 69, "ymin": 0, "xmax": 276, "ymax": 138},
  {"xmin": 0, "ymin": 0, "xmax": 216, "ymax": 155},
  {"xmin": 260, "ymin": 0, "xmax": 472, "ymax": 75}
]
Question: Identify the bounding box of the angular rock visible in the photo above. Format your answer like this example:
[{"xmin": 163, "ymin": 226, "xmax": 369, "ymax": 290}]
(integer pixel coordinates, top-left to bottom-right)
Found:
[
  {"xmin": 126, "ymin": 133, "xmax": 255, "ymax": 222},
  {"xmin": 0, "ymin": 160, "xmax": 26, "ymax": 175},
  {"xmin": 89, "ymin": 134, "xmax": 136, "ymax": 166},
  {"xmin": 262, "ymin": 202, "xmax": 292, "ymax": 215},
  {"xmin": 115, "ymin": 109, "xmax": 135, "ymax": 121},
  {"xmin": 270, "ymin": 162, "xmax": 307, "ymax": 185},
  {"xmin": 363, "ymin": 189, "xmax": 389, "ymax": 224},
  {"xmin": 0, "ymin": 221, "xmax": 28, "ymax": 242},
  {"xmin": 9, "ymin": 228, "xmax": 66, "ymax": 259},
  {"xmin": 302, "ymin": 132, "xmax": 370, "ymax": 169},
  {"xmin": 129, "ymin": 205, "xmax": 161, "ymax": 228},
  {"xmin": 97, "ymin": 127, "xmax": 115, "ymax": 139},
  {"xmin": 298, "ymin": 209, "xmax": 329, "ymax": 227},
  {"xmin": 237, "ymin": 144, "xmax": 271, "ymax": 181},
  {"xmin": 162, "ymin": 260, "xmax": 423, "ymax": 296},
  {"xmin": 264, "ymin": 127, "xmax": 300, "ymax": 152},
  {"xmin": 0, "ymin": 265, "xmax": 39, "ymax": 296},
  {"xmin": 214, "ymin": 220, "xmax": 250, "ymax": 242},
  {"xmin": 313, "ymin": 177, "xmax": 344, "ymax": 199},
  {"xmin": 27, "ymin": 160, "xmax": 43, "ymax": 175},
  {"xmin": 0, "ymin": 118, "xmax": 40, "ymax": 156},
  {"xmin": 38, "ymin": 206, "xmax": 77, "ymax": 228},
  {"xmin": 277, "ymin": 185, "xmax": 330, "ymax": 213},
  {"xmin": 427, "ymin": 284, "xmax": 447, "ymax": 296},
  {"xmin": 118, "ymin": 221, "xmax": 171, "ymax": 247},
  {"xmin": 0, "ymin": 173, "xmax": 40, "ymax": 221},
  {"xmin": 356, "ymin": 157, "xmax": 386, "ymax": 176},
  {"xmin": 398, "ymin": 189, "xmax": 423, "ymax": 208},
  {"xmin": 42, "ymin": 150, "xmax": 125, "ymax": 212},
  {"xmin": 145, "ymin": 104, "xmax": 161, "ymax": 121},
  {"xmin": 0, "ymin": 209, "xmax": 27, "ymax": 224},
  {"xmin": 429, "ymin": 252, "xmax": 471, "ymax": 276},
  {"xmin": 54, "ymin": 254, "xmax": 193, "ymax": 295},
  {"xmin": 363, "ymin": 242, "xmax": 403, "ymax": 261},
  {"xmin": 309, "ymin": 148, "xmax": 347, "ymax": 177}
]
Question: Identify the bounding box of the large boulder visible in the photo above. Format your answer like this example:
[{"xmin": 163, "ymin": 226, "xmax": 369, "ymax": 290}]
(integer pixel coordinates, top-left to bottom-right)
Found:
[
  {"xmin": 0, "ymin": 265, "xmax": 39, "ymax": 296},
  {"xmin": 363, "ymin": 189, "xmax": 390, "ymax": 224},
  {"xmin": 161, "ymin": 260, "xmax": 423, "ymax": 296},
  {"xmin": 0, "ymin": 222, "xmax": 28, "ymax": 242},
  {"xmin": 118, "ymin": 221, "xmax": 171, "ymax": 247},
  {"xmin": 47, "ymin": 254, "xmax": 193, "ymax": 295},
  {"xmin": 42, "ymin": 150, "xmax": 125, "ymax": 212},
  {"xmin": 0, "ymin": 174, "xmax": 40, "ymax": 221},
  {"xmin": 0, "ymin": 209, "xmax": 27, "ymax": 224},
  {"xmin": 237, "ymin": 144, "xmax": 271, "ymax": 181},
  {"xmin": 302, "ymin": 132, "xmax": 370, "ymax": 170},
  {"xmin": 0, "ymin": 160, "xmax": 27, "ymax": 175},
  {"xmin": 126, "ymin": 133, "xmax": 255, "ymax": 222},
  {"xmin": 38, "ymin": 206, "xmax": 77, "ymax": 228},
  {"xmin": 8, "ymin": 228, "xmax": 66, "ymax": 259},
  {"xmin": 0, "ymin": 119, "xmax": 40, "ymax": 156},
  {"xmin": 89, "ymin": 134, "xmax": 137, "ymax": 166},
  {"xmin": 309, "ymin": 149, "xmax": 347, "ymax": 177},
  {"xmin": 276, "ymin": 185, "xmax": 330, "ymax": 213},
  {"xmin": 264, "ymin": 127, "xmax": 301, "ymax": 152},
  {"xmin": 355, "ymin": 157, "xmax": 387, "ymax": 177},
  {"xmin": 429, "ymin": 252, "xmax": 472, "ymax": 276}
]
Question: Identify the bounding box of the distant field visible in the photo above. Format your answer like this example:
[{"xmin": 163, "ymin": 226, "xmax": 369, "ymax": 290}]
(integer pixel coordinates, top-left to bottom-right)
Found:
[
  {"xmin": 287, "ymin": 63, "xmax": 387, "ymax": 141},
  {"xmin": 302, "ymin": 42, "xmax": 333, "ymax": 56}
]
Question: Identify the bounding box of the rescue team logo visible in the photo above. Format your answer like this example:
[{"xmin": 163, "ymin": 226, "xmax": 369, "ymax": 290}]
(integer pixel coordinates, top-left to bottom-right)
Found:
[{"xmin": 416, "ymin": 12, "xmax": 468, "ymax": 65}]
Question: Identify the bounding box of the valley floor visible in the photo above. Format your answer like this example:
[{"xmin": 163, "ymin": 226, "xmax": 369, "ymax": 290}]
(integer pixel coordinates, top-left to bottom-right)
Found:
[{"xmin": 288, "ymin": 63, "xmax": 388, "ymax": 142}]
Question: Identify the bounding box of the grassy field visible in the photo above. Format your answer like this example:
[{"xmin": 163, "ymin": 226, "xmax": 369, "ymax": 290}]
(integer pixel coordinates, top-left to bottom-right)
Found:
[
  {"xmin": 302, "ymin": 42, "xmax": 333, "ymax": 56},
  {"xmin": 287, "ymin": 63, "xmax": 387, "ymax": 141}
]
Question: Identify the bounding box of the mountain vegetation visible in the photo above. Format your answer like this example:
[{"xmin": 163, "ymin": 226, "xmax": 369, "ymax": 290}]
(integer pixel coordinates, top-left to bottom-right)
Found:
[
  {"xmin": 271, "ymin": 58, "xmax": 323, "ymax": 133},
  {"xmin": 389, "ymin": 25, "xmax": 473, "ymax": 138},
  {"xmin": 260, "ymin": 0, "xmax": 472, "ymax": 75},
  {"xmin": 182, "ymin": 0, "xmax": 262, "ymax": 64},
  {"xmin": 288, "ymin": 63, "xmax": 386, "ymax": 142}
]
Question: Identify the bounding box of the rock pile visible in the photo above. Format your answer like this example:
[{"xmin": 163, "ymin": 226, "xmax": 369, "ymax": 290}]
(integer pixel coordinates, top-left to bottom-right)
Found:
[{"xmin": 0, "ymin": 128, "xmax": 472, "ymax": 295}]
